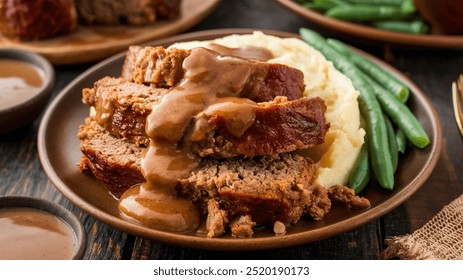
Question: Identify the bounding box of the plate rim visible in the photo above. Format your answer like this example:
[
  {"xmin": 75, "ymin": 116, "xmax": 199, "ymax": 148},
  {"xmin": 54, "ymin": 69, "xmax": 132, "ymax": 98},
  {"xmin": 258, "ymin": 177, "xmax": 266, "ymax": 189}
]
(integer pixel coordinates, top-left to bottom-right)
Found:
[
  {"xmin": 38, "ymin": 28, "xmax": 442, "ymax": 251},
  {"xmin": 275, "ymin": 0, "xmax": 463, "ymax": 49}
]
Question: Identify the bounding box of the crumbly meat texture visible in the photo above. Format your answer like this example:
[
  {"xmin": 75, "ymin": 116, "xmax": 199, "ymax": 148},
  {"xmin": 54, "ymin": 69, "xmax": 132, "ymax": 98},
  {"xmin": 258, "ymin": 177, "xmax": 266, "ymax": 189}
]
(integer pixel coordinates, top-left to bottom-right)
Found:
[
  {"xmin": 177, "ymin": 153, "xmax": 319, "ymax": 226},
  {"xmin": 122, "ymin": 46, "xmax": 305, "ymax": 102},
  {"xmin": 229, "ymin": 215, "xmax": 256, "ymax": 238},
  {"xmin": 328, "ymin": 185, "xmax": 371, "ymax": 210},
  {"xmin": 83, "ymin": 77, "xmax": 329, "ymax": 157},
  {"xmin": 122, "ymin": 46, "xmax": 191, "ymax": 88},
  {"xmin": 305, "ymin": 184, "xmax": 332, "ymax": 220},
  {"xmin": 206, "ymin": 199, "xmax": 228, "ymax": 238}
]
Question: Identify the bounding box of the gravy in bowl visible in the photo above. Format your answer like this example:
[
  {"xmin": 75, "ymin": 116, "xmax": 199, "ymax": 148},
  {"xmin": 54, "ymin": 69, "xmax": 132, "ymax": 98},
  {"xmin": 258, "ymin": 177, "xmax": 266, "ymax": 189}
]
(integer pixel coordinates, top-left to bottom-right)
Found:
[
  {"xmin": 0, "ymin": 208, "xmax": 76, "ymax": 260},
  {"xmin": 0, "ymin": 59, "xmax": 44, "ymax": 111}
]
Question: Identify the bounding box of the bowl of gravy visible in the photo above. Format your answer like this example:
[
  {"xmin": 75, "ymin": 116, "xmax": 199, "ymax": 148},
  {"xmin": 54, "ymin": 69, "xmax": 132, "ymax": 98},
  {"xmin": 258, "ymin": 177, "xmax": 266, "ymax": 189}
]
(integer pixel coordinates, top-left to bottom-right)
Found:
[
  {"xmin": 0, "ymin": 48, "xmax": 54, "ymax": 134},
  {"xmin": 0, "ymin": 196, "xmax": 86, "ymax": 260}
]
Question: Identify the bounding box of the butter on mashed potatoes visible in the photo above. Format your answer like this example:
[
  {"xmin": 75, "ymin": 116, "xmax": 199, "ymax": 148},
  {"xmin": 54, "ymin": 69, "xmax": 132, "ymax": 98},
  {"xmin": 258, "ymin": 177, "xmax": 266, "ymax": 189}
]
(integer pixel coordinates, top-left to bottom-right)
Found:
[{"xmin": 171, "ymin": 31, "xmax": 365, "ymax": 188}]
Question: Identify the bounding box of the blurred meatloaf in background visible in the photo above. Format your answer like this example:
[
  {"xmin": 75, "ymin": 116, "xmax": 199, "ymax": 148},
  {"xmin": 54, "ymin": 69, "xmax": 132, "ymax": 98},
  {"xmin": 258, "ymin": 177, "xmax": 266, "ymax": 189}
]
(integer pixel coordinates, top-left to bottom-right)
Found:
[
  {"xmin": 75, "ymin": 0, "xmax": 181, "ymax": 26},
  {"xmin": 0, "ymin": 0, "xmax": 77, "ymax": 39},
  {"xmin": 0, "ymin": 0, "xmax": 181, "ymax": 40}
]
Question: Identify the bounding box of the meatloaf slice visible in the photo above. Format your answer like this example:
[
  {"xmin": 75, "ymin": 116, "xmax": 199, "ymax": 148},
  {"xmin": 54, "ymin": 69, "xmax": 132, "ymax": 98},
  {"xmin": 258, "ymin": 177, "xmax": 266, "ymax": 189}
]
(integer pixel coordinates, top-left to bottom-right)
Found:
[
  {"xmin": 78, "ymin": 117, "xmax": 145, "ymax": 198},
  {"xmin": 177, "ymin": 153, "xmax": 320, "ymax": 228},
  {"xmin": 82, "ymin": 77, "xmax": 168, "ymax": 146},
  {"xmin": 77, "ymin": 118, "xmax": 328, "ymax": 233},
  {"xmin": 121, "ymin": 46, "xmax": 305, "ymax": 102},
  {"xmin": 74, "ymin": 0, "xmax": 181, "ymax": 26},
  {"xmin": 189, "ymin": 96, "xmax": 329, "ymax": 158},
  {"xmin": 83, "ymin": 77, "xmax": 329, "ymax": 157}
]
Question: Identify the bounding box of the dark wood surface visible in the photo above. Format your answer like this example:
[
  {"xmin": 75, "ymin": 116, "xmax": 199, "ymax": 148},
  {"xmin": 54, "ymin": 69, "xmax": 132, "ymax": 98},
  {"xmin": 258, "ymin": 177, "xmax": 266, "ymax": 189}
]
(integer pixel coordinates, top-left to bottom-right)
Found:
[{"xmin": 1, "ymin": 0, "xmax": 462, "ymax": 260}]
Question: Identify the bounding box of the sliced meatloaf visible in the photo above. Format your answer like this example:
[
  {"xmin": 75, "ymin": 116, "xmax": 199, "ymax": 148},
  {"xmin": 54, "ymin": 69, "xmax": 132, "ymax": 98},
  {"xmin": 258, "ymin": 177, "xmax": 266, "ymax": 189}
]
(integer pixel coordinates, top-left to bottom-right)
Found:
[
  {"xmin": 121, "ymin": 46, "xmax": 305, "ymax": 102},
  {"xmin": 77, "ymin": 118, "xmax": 330, "ymax": 235},
  {"xmin": 78, "ymin": 117, "xmax": 146, "ymax": 198},
  {"xmin": 83, "ymin": 77, "xmax": 329, "ymax": 157},
  {"xmin": 190, "ymin": 96, "xmax": 329, "ymax": 158},
  {"xmin": 82, "ymin": 77, "xmax": 167, "ymax": 146},
  {"xmin": 177, "ymin": 153, "xmax": 330, "ymax": 226},
  {"xmin": 74, "ymin": 0, "xmax": 181, "ymax": 26}
]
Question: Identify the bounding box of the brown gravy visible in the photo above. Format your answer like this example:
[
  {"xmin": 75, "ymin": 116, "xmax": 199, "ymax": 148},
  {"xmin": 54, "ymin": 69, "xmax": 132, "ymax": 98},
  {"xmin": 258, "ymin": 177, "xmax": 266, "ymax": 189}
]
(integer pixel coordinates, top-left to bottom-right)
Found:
[
  {"xmin": 0, "ymin": 208, "xmax": 76, "ymax": 260},
  {"xmin": 118, "ymin": 45, "xmax": 274, "ymax": 232},
  {"xmin": 0, "ymin": 60, "xmax": 44, "ymax": 110},
  {"xmin": 208, "ymin": 43, "xmax": 274, "ymax": 61},
  {"xmin": 118, "ymin": 183, "xmax": 200, "ymax": 232}
]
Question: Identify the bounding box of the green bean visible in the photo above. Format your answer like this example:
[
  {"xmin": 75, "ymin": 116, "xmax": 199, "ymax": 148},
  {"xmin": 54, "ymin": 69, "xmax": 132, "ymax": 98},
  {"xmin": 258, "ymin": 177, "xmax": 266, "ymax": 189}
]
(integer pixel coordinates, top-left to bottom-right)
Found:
[
  {"xmin": 395, "ymin": 127, "xmax": 407, "ymax": 154},
  {"xmin": 346, "ymin": 0, "xmax": 402, "ymax": 5},
  {"xmin": 372, "ymin": 20, "xmax": 428, "ymax": 34},
  {"xmin": 327, "ymin": 38, "xmax": 409, "ymax": 103},
  {"xmin": 325, "ymin": 5, "xmax": 413, "ymax": 21},
  {"xmin": 294, "ymin": 0, "xmax": 311, "ymax": 4},
  {"xmin": 302, "ymin": 2, "xmax": 330, "ymax": 12},
  {"xmin": 400, "ymin": 0, "xmax": 416, "ymax": 14},
  {"xmin": 303, "ymin": 0, "xmax": 349, "ymax": 12},
  {"xmin": 315, "ymin": 0, "xmax": 351, "ymax": 8},
  {"xmin": 299, "ymin": 28, "xmax": 394, "ymax": 190},
  {"xmin": 384, "ymin": 114, "xmax": 399, "ymax": 171},
  {"xmin": 349, "ymin": 140, "xmax": 370, "ymax": 194},
  {"xmin": 363, "ymin": 74, "xmax": 430, "ymax": 148}
]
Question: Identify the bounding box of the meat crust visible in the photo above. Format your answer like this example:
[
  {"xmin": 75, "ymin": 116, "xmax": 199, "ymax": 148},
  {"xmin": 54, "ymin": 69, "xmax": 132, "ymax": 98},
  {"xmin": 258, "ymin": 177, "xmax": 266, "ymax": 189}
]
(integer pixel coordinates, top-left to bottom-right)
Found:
[{"xmin": 83, "ymin": 77, "xmax": 329, "ymax": 157}]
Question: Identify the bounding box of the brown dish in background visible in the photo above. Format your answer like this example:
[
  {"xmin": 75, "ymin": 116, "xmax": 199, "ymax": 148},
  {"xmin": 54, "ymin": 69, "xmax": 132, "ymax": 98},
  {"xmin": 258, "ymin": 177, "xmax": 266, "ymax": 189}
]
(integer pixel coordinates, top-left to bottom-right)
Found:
[
  {"xmin": 276, "ymin": 0, "xmax": 463, "ymax": 50},
  {"xmin": 38, "ymin": 29, "xmax": 442, "ymax": 250},
  {"xmin": 0, "ymin": 0, "xmax": 219, "ymax": 64}
]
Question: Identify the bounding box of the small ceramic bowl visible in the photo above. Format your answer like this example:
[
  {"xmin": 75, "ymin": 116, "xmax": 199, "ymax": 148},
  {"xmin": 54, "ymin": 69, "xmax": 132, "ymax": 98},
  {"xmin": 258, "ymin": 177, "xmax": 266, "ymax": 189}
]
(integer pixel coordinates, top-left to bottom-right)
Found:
[
  {"xmin": 0, "ymin": 196, "xmax": 86, "ymax": 260},
  {"xmin": 0, "ymin": 49, "xmax": 55, "ymax": 134}
]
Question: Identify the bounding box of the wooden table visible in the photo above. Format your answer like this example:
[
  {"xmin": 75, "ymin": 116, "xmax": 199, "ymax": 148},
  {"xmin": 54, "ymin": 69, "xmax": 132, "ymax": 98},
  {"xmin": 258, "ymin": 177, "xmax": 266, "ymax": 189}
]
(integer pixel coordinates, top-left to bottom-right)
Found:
[{"xmin": 1, "ymin": 0, "xmax": 462, "ymax": 260}]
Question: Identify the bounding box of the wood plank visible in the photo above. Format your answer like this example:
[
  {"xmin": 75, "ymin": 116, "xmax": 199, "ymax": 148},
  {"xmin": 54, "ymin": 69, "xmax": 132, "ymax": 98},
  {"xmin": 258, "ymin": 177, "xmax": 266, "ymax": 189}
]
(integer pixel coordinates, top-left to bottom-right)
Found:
[{"xmin": 130, "ymin": 221, "xmax": 381, "ymax": 260}]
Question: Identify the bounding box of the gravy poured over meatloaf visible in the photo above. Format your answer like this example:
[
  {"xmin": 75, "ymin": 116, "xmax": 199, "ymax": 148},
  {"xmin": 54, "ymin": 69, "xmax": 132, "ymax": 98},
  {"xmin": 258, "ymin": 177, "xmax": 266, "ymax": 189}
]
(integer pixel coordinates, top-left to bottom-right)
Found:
[
  {"xmin": 78, "ymin": 33, "xmax": 370, "ymax": 238},
  {"xmin": 117, "ymin": 45, "xmax": 329, "ymax": 234}
]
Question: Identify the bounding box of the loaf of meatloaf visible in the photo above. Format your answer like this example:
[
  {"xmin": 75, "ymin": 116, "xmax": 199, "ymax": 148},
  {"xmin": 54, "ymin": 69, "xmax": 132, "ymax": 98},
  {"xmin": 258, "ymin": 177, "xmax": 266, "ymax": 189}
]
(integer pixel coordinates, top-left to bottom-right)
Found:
[
  {"xmin": 0, "ymin": 0, "xmax": 77, "ymax": 39},
  {"xmin": 83, "ymin": 77, "xmax": 329, "ymax": 157},
  {"xmin": 77, "ymin": 43, "xmax": 370, "ymax": 237},
  {"xmin": 78, "ymin": 117, "xmax": 369, "ymax": 237},
  {"xmin": 121, "ymin": 46, "xmax": 305, "ymax": 102},
  {"xmin": 74, "ymin": 0, "xmax": 181, "ymax": 26},
  {"xmin": 77, "ymin": 117, "xmax": 332, "ymax": 237}
]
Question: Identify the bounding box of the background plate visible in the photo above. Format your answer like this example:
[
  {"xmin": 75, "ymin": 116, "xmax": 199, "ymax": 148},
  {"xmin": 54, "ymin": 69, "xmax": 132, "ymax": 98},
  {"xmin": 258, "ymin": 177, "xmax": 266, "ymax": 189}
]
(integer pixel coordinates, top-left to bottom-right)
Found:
[
  {"xmin": 38, "ymin": 29, "xmax": 442, "ymax": 250},
  {"xmin": 0, "ymin": 0, "xmax": 220, "ymax": 65},
  {"xmin": 276, "ymin": 0, "xmax": 463, "ymax": 50}
]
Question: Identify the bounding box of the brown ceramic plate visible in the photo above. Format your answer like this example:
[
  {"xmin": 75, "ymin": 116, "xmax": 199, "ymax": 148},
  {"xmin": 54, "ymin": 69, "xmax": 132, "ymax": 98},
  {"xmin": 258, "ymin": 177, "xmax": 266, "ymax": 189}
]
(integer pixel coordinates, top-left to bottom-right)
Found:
[
  {"xmin": 0, "ymin": 0, "xmax": 220, "ymax": 65},
  {"xmin": 38, "ymin": 29, "xmax": 442, "ymax": 250},
  {"xmin": 276, "ymin": 0, "xmax": 463, "ymax": 50}
]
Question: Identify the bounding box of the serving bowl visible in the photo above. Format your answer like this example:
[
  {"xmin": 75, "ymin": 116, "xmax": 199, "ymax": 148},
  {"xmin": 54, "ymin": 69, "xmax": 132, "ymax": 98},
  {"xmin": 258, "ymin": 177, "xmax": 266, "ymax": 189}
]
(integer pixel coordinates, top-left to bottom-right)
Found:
[
  {"xmin": 0, "ymin": 49, "xmax": 54, "ymax": 134},
  {"xmin": 0, "ymin": 196, "xmax": 86, "ymax": 259}
]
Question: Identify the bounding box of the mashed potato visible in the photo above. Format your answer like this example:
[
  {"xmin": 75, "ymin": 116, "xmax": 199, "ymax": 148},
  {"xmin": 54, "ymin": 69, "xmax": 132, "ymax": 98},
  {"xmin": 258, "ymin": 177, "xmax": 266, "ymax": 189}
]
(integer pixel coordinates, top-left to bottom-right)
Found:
[{"xmin": 171, "ymin": 31, "xmax": 365, "ymax": 188}]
